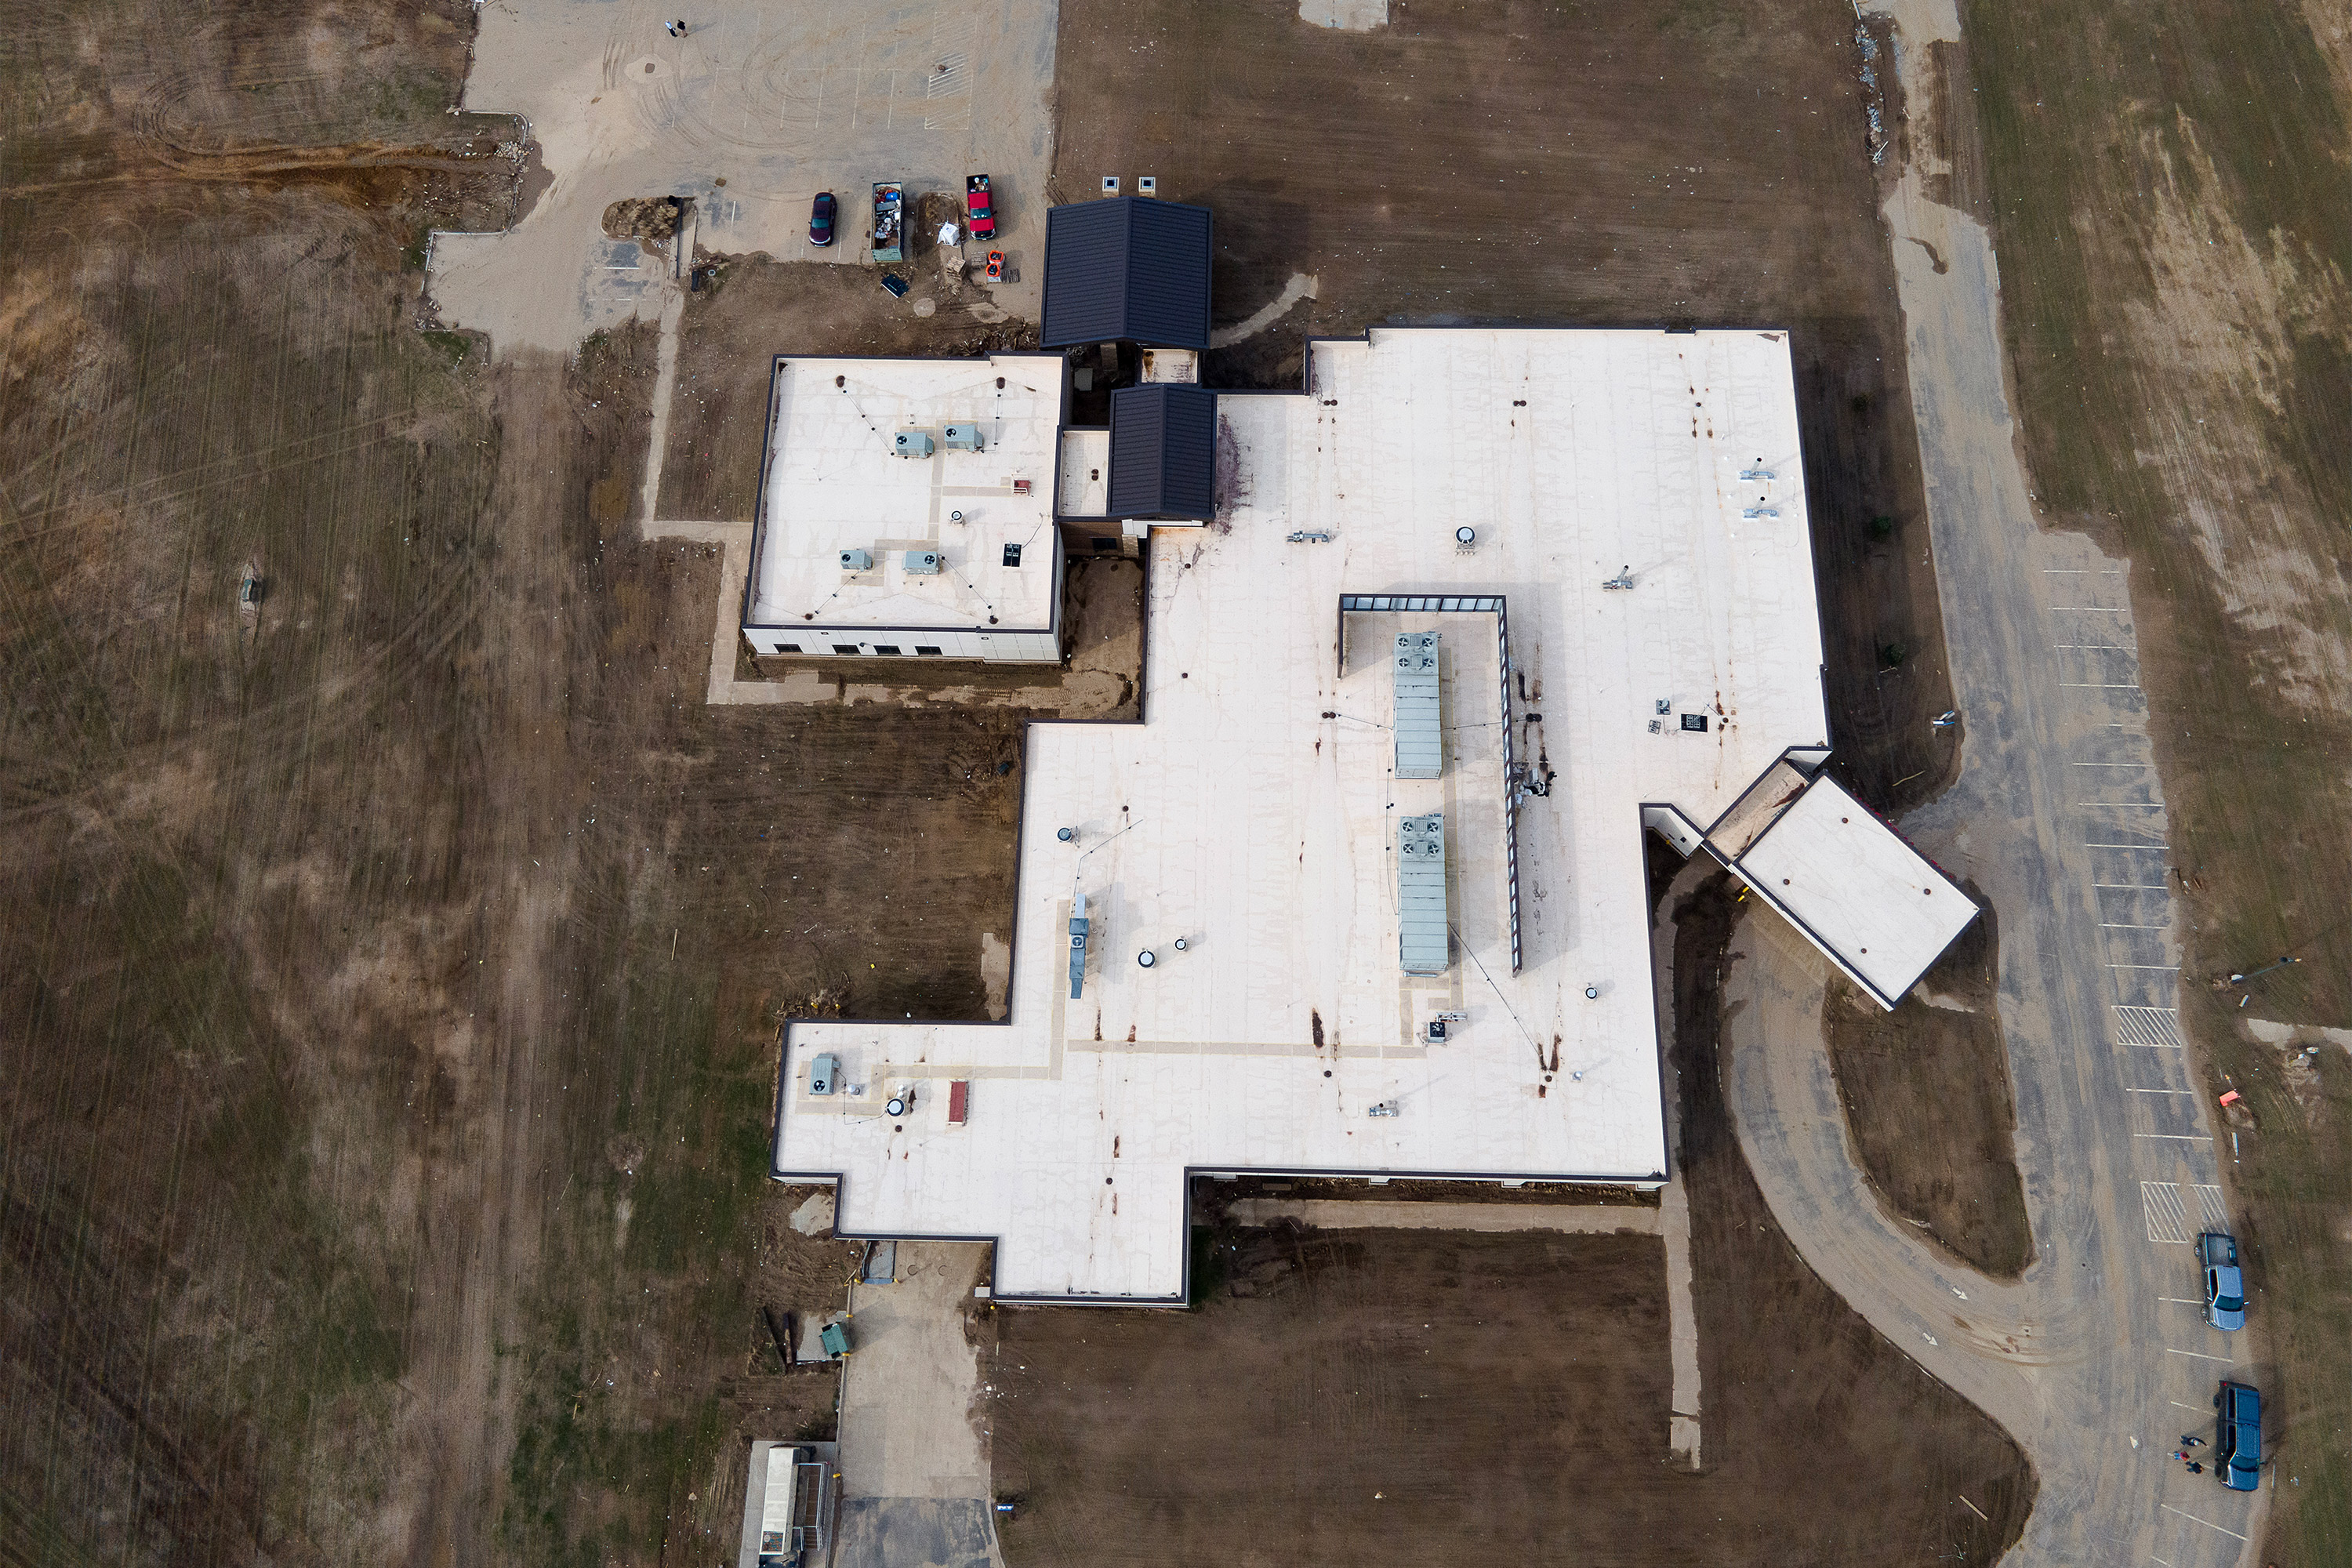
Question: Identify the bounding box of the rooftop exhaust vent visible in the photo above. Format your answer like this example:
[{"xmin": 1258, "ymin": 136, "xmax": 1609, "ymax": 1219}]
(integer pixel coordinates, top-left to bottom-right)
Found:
[{"xmin": 893, "ymin": 430, "xmax": 935, "ymax": 459}]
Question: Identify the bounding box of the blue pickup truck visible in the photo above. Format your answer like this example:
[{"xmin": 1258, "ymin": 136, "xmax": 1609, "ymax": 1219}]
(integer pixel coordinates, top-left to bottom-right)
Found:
[{"xmin": 2216, "ymin": 1381, "xmax": 2262, "ymax": 1492}]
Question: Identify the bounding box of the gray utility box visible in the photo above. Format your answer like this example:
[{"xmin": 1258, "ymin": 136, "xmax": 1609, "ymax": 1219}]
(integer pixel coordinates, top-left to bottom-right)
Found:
[
  {"xmin": 904, "ymin": 550, "xmax": 942, "ymax": 575},
  {"xmin": 1398, "ymin": 813, "xmax": 1450, "ymax": 975},
  {"xmin": 1393, "ymin": 633, "xmax": 1443, "ymax": 779},
  {"xmin": 808, "ymin": 1053, "xmax": 840, "ymax": 1095},
  {"xmin": 893, "ymin": 430, "xmax": 935, "ymax": 459},
  {"xmin": 943, "ymin": 423, "xmax": 983, "ymax": 452}
]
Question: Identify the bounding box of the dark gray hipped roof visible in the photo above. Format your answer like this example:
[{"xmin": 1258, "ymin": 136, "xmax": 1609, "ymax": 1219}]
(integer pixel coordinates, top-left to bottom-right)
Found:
[
  {"xmin": 1041, "ymin": 198, "xmax": 1214, "ymax": 350},
  {"xmin": 1108, "ymin": 384, "xmax": 1218, "ymax": 521}
]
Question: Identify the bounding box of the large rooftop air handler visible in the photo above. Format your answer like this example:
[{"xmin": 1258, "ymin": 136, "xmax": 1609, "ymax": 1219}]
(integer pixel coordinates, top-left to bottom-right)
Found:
[
  {"xmin": 1393, "ymin": 633, "xmax": 1443, "ymax": 779},
  {"xmin": 1397, "ymin": 813, "xmax": 1450, "ymax": 975}
]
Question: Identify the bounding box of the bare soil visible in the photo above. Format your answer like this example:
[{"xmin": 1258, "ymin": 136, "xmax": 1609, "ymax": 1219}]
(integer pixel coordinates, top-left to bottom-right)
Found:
[
  {"xmin": 1955, "ymin": 3, "xmax": 2352, "ymax": 1555},
  {"xmin": 1821, "ymin": 898, "xmax": 2032, "ymax": 1278},
  {"xmin": 0, "ymin": 4, "xmax": 1036, "ymax": 1563},
  {"xmin": 984, "ymin": 870, "xmax": 2034, "ymax": 1566},
  {"xmin": 1051, "ymin": 0, "xmax": 1958, "ymax": 813}
]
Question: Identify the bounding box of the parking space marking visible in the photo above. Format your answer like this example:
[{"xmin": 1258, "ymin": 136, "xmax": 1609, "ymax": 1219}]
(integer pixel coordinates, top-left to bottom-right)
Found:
[
  {"xmin": 2158, "ymin": 1297, "xmax": 2204, "ymax": 1305},
  {"xmin": 2192, "ymin": 1185, "xmax": 2228, "ymax": 1227},
  {"xmin": 2169, "ymin": 1399, "xmax": 2209, "ymax": 1414},
  {"xmin": 2136, "ymin": 1133, "xmax": 2209, "ymax": 1142},
  {"xmin": 2111, "ymin": 964, "xmax": 2183, "ymax": 971},
  {"xmin": 2142, "ymin": 1182, "xmax": 2194, "ymax": 1243},
  {"xmin": 2103, "ymin": 922, "xmax": 2171, "ymax": 930},
  {"xmin": 2117, "ymin": 1006, "xmax": 2186, "ymax": 1047},
  {"xmin": 2165, "ymin": 1348, "xmax": 2234, "ymax": 1363},
  {"xmin": 2097, "ymin": 883, "xmax": 2170, "ymax": 890},
  {"xmin": 2129, "ymin": 1087, "xmax": 2195, "ymax": 1095},
  {"xmin": 2088, "ymin": 841, "xmax": 2169, "ymax": 850},
  {"xmin": 2159, "ymin": 1504, "xmax": 2249, "ymax": 1543}
]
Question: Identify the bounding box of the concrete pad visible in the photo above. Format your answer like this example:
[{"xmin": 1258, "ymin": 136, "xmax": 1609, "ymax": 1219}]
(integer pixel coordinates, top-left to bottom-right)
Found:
[
  {"xmin": 836, "ymin": 1241, "xmax": 990, "ymax": 1500},
  {"xmin": 431, "ymin": 0, "xmax": 1058, "ymax": 354},
  {"xmin": 830, "ymin": 1497, "xmax": 998, "ymax": 1568}
]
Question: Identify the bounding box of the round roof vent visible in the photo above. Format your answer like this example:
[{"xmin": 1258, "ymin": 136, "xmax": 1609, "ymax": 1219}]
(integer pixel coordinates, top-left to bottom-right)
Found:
[
  {"xmin": 1138, "ymin": 949, "xmax": 1156, "ymax": 968},
  {"xmin": 1456, "ymin": 526, "xmax": 1476, "ymax": 545}
]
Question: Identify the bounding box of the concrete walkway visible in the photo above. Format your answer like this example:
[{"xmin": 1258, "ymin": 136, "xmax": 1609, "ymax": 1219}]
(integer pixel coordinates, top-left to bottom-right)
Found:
[
  {"xmin": 1225, "ymin": 1198, "xmax": 1657, "ymax": 1233},
  {"xmin": 832, "ymin": 1241, "xmax": 1001, "ymax": 1568},
  {"xmin": 1714, "ymin": 3, "xmax": 2268, "ymax": 1563}
]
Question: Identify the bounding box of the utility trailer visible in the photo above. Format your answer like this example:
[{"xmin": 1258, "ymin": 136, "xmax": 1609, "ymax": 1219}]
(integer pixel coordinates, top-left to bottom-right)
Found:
[{"xmin": 870, "ymin": 181, "xmax": 904, "ymax": 263}]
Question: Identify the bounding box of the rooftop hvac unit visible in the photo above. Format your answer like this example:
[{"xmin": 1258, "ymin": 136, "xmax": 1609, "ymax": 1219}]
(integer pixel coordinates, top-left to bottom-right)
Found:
[
  {"xmin": 904, "ymin": 550, "xmax": 942, "ymax": 575},
  {"xmin": 943, "ymin": 423, "xmax": 982, "ymax": 452},
  {"xmin": 1393, "ymin": 633, "xmax": 1443, "ymax": 780},
  {"xmin": 893, "ymin": 430, "xmax": 935, "ymax": 459},
  {"xmin": 809, "ymin": 1054, "xmax": 840, "ymax": 1096},
  {"xmin": 1396, "ymin": 813, "xmax": 1449, "ymax": 975},
  {"xmin": 839, "ymin": 549, "xmax": 873, "ymax": 572}
]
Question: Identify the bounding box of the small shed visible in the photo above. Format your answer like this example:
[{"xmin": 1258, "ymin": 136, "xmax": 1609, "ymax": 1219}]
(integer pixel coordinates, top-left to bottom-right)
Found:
[
  {"xmin": 1107, "ymin": 383, "xmax": 1218, "ymax": 521},
  {"xmin": 1041, "ymin": 197, "xmax": 1214, "ymax": 350}
]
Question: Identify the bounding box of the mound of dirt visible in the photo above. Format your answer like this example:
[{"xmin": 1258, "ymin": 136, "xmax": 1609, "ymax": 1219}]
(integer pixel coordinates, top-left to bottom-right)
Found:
[{"xmin": 603, "ymin": 194, "xmax": 684, "ymax": 249}]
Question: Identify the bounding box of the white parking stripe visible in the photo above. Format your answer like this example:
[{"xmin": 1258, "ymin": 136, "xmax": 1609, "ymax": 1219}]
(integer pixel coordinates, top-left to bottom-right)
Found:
[
  {"xmin": 2159, "ymin": 1504, "xmax": 2249, "ymax": 1543},
  {"xmin": 2165, "ymin": 1348, "xmax": 2234, "ymax": 1363},
  {"xmin": 2142, "ymin": 1182, "xmax": 2193, "ymax": 1243},
  {"xmin": 2116, "ymin": 1006, "xmax": 2186, "ymax": 1047}
]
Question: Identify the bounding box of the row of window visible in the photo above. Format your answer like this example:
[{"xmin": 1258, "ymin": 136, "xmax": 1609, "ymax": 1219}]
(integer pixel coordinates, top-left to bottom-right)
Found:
[{"xmin": 771, "ymin": 644, "xmax": 946, "ymax": 656}]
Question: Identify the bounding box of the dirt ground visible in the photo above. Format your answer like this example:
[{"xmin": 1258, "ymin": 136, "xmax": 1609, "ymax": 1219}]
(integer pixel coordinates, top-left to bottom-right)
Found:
[
  {"xmin": 1050, "ymin": 0, "xmax": 1957, "ymax": 814},
  {"xmin": 984, "ymin": 870, "xmax": 2034, "ymax": 1566},
  {"xmin": 1820, "ymin": 896, "xmax": 2031, "ymax": 1278},
  {"xmin": 1949, "ymin": 2, "xmax": 2352, "ymax": 1556},
  {"xmin": 0, "ymin": 2, "xmax": 1032, "ymax": 1563}
]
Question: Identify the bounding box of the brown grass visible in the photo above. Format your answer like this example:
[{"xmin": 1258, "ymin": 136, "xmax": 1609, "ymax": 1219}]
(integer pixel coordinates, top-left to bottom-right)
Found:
[{"xmin": 1821, "ymin": 902, "xmax": 2032, "ymax": 1279}]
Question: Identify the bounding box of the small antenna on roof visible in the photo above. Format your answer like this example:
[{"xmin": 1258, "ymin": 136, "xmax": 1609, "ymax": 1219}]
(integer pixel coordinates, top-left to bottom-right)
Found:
[{"xmin": 1602, "ymin": 565, "xmax": 1635, "ymax": 591}]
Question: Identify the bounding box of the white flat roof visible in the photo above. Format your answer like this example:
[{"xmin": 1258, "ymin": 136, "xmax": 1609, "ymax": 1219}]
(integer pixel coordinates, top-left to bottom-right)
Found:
[
  {"xmin": 749, "ymin": 354, "xmax": 1064, "ymax": 632},
  {"xmin": 1733, "ymin": 774, "xmax": 1974, "ymax": 1007},
  {"xmin": 776, "ymin": 327, "xmax": 1837, "ymax": 1301}
]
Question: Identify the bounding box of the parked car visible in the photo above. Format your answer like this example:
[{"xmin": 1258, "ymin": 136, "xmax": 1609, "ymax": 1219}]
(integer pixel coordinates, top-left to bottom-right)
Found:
[
  {"xmin": 2198, "ymin": 1232, "xmax": 2245, "ymax": 1330},
  {"xmin": 808, "ymin": 191, "xmax": 836, "ymax": 247},
  {"xmin": 966, "ymin": 174, "xmax": 996, "ymax": 240},
  {"xmin": 2215, "ymin": 1381, "xmax": 2262, "ymax": 1491}
]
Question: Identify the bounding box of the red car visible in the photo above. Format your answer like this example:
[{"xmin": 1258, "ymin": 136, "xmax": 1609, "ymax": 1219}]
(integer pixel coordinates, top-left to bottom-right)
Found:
[{"xmin": 965, "ymin": 175, "xmax": 996, "ymax": 241}]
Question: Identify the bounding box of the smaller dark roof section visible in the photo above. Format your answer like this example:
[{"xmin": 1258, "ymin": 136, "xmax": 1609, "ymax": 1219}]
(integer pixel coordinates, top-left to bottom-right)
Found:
[
  {"xmin": 1108, "ymin": 384, "xmax": 1218, "ymax": 521},
  {"xmin": 1042, "ymin": 198, "xmax": 1213, "ymax": 350}
]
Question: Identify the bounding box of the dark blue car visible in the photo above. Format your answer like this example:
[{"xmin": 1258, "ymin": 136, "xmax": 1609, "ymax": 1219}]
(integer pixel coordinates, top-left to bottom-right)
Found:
[
  {"xmin": 808, "ymin": 191, "xmax": 836, "ymax": 247},
  {"xmin": 2216, "ymin": 1381, "xmax": 2261, "ymax": 1492}
]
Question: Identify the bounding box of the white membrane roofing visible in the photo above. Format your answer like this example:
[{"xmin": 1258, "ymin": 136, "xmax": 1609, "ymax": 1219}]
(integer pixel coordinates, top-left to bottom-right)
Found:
[
  {"xmin": 775, "ymin": 328, "xmax": 1837, "ymax": 1301},
  {"xmin": 1732, "ymin": 774, "xmax": 1975, "ymax": 1007},
  {"xmin": 749, "ymin": 354, "xmax": 1064, "ymax": 631}
]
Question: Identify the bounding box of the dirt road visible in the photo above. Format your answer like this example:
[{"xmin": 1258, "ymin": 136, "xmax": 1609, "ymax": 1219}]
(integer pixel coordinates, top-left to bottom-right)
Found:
[{"xmin": 1719, "ymin": 7, "xmax": 2266, "ymax": 1566}]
